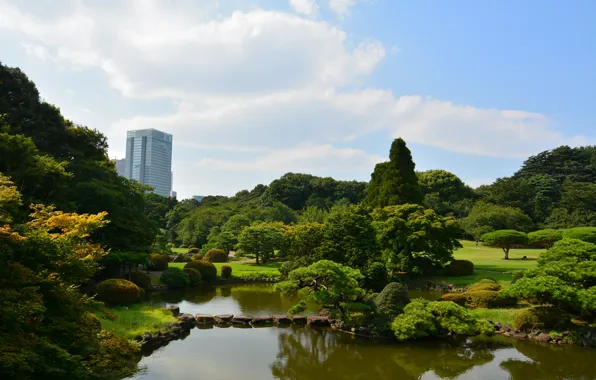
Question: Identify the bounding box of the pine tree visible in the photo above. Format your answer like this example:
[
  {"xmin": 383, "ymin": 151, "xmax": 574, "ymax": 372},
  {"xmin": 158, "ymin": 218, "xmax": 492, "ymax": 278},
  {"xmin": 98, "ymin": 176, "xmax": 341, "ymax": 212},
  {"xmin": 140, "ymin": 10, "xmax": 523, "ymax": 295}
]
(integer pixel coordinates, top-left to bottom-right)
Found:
[{"xmin": 365, "ymin": 138, "xmax": 423, "ymax": 207}]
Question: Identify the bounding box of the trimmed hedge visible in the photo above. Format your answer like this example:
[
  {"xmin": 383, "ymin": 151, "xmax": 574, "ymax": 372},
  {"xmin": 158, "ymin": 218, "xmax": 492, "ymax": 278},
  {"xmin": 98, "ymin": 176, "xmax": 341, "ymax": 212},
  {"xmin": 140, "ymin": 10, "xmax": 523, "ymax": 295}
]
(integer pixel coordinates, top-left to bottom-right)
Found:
[
  {"xmin": 183, "ymin": 268, "xmax": 203, "ymax": 286},
  {"xmin": 465, "ymin": 290, "xmax": 517, "ymax": 308},
  {"xmin": 188, "ymin": 247, "xmax": 200, "ymax": 254},
  {"xmin": 148, "ymin": 253, "xmax": 169, "ymax": 271},
  {"xmin": 127, "ymin": 272, "xmax": 151, "ymax": 289},
  {"xmin": 96, "ymin": 279, "xmax": 140, "ymax": 305},
  {"xmin": 221, "ymin": 265, "xmax": 232, "ymax": 278},
  {"xmin": 444, "ymin": 259, "xmax": 474, "ymax": 276},
  {"xmin": 562, "ymin": 227, "xmax": 596, "ymax": 244},
  {"xmin": 439, "ymin": 293, "xmax": 467, "ymax": 305},
  {"xmin": 467, "ymin": 280, "xmax": 501, "ymax": 292},
  {"xmin": 192, "ymin": 253, "xmax": 204, "ymax": 261},
  {"xmin": 184, "ymin": 260, "xmax": 217, "ymax": 282},
  {"xmin": 514, "ymin": 307, "xmax": 566, "ymax": 331},
  {"xmin": 160, "ymin": 268, "xmax": 190, "ymax": 289},
  {"xmin": 205, "ymin": 248, "xmax": 228, "ymax": 263}
]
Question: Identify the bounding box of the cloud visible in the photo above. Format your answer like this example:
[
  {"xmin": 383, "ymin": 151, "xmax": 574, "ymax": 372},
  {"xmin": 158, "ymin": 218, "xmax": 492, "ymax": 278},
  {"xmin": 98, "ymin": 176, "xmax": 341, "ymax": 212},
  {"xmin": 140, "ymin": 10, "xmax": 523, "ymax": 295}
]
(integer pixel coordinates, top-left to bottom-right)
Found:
[
  {"xmin": 328, "ymin": 0, "xmax": 358, "ymax": 18},
  {"xmin": 290, "ymin": 0, "xmax": 319, "ymax": 18}
]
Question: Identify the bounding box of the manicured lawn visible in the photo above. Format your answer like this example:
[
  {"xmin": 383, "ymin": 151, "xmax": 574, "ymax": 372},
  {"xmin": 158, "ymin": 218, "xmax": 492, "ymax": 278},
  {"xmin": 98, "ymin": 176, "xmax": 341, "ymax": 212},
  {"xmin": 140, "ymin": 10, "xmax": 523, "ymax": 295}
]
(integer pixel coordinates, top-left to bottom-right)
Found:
[
  {"xmin": 171, "ymin": 247, "xmax": 187, "ymax": 254},
  {"xmin": 470, "ymin": 307, "xmax": 529, "ymax": 326},
  {"xmin": 169, "ymin": 260, "xmax": 282, "ymax": 279},
  {"xmin": 97, "ymin": 304, "xmax": 176, "ymax": 339}
]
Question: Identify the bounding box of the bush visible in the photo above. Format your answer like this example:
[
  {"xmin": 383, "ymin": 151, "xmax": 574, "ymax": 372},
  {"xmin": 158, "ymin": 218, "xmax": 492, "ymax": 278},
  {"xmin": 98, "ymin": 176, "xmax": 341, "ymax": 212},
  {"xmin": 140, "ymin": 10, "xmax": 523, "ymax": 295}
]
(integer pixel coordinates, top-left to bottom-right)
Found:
[
  {"xmin": 192, "ymin": 253, "xmax": 204, "ymax": 261},
  {"xmin": 280, "ymin": 259, "xmax": 309, "ymax": 278},
  {"xmin": 439, "ymin": 293, "xmax": 467, "ymax": 305},
  {"xmin": 184, "ymin": 260, "xmax": 217, "ymax": 282},
  {"xmin": 363, "ymin": 262, "xmax": 388, "ymax": 291},
  {"xmin": 96, "ymin": 279, "xmax": 141, "ymax": 305},
  {"xmin": 562, "ymin": 227, "xmax": 596, "ymax": 244},
  {"xmin": 183, "ymin": 268, "xmax": 202, "ymax": 286},
  {"xmin": 221, "ymin": 265, "xmax": 232, "ymax": 278},
  {"xmin": 139, "ymin": 287, "xmax": 146, "ymax": 299},
  {"xmin": 188, "ymin": 247, "xmax": 200, "ymax": 254},
  {"xmin": 467, "ymin": 280, "xmax": 501, "ymax": 292},
  {"xmin": 126, "ymin": 272, "xmax": 152, "ymax": 289},
  {"xmin": 528, "ymin": 229, "xmax": 563, "ymax": 249},
  {"xmin": 511, "ymin": 270, "xmax": 524, "ymax": 285},
  {"xmin": 204, "ymin": 248, "xmax": 228, "ymax": 263},
  {"xmin": 160, "ymin": 268, "xmax": 190, "ymax": 289},
  {"xmin": 148, "ymin": 253, "xmax": 168, "ymax": 271},
  {"xmin": 514, "ymin": 307, "xmax": 566, "ymax": 331},
  {"xmin": 443, "ymin": 259, "xmax": 474, "ymax": 276},
  {"xmin": 374, "ymin": 282, "xmax": 410, "ymax": 320},
  {"xmin": 464, "ymin": 290, "xmax": 517, "ymax": 308}
]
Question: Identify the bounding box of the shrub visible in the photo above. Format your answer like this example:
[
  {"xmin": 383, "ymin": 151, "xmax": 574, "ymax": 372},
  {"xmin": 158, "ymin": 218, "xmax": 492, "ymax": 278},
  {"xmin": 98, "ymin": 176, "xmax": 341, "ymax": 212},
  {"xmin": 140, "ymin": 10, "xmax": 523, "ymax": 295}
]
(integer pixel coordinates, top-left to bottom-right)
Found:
[
  {"xmin": 464, "ymin": 290, "xmax": 516, "ymax": 308},
  {"xmin": 204, "ymin": 248, "xmax": 228, "ymax": 263},
  {"xmin": 188, "ymin": 247, "xmax": 200, "ymax": 254},
  {"xmin": 511, "ymin": 270, "xmax": 524, "ymax": 285},
  {"xmin": 96, "ymin": 279, "xmax": 141, "ymax": 305},
  {"xmin": 160, "ymin": 268, "xmax": 190, "ymax": 289},
  {"xmin": 443, "ymin": 259, "xmax": 474, "ymax": 276},
  {"xmin": 514, "ymin": 307, "xmax": 566, "ymax": 331},
  {"xmin": 562, "ymin": 227, "xmax": 596, "ymax": 244},
  {"xmin": 126, "ymin": 272, "xmax": 151, "ymax": 289},
  {"xmin": 481, "ymin": 230, "xmax": 528, "ymax": 259},
  {"xmin": 139, "ymin": 287, "xmax": 146, "ymax": 299},
  {"xmin": 183, "ymin": 268, "xmax": 202, "ymax": 286},
  {"xmin": 184, "ymin": 260, "xmax": 217, "ymax": 282},
  {"xmin": 528, "ymin": 229, "xmax": 563, "ymax": 249},
  {"xmin": 363, "ymin": 262, "xmax": 388, "ymax": 292},
  {"xmin": 467, "ymin": 280, "xmax": 501, "ymax": 292},
  {"xmin": 148, "ymin": 253, "xmax": 168, "ymax": 271},
  {"xmin": 192, "ymin": 253, "xmax": 204, "ymax": 261},
  {"xmin": 280, "ymin": 259, "xmax": 309, "ymax": 278},
  {"xmin": 374, "ymin": 282, "xmax": 410, "ymax": 320},
  {"xmin": 221, "ymin": 265, "xmax": 232, "ymax": 278},
  {"xmin": 439, "ymin": 293, "xmax": 467, "ymax": 305}
]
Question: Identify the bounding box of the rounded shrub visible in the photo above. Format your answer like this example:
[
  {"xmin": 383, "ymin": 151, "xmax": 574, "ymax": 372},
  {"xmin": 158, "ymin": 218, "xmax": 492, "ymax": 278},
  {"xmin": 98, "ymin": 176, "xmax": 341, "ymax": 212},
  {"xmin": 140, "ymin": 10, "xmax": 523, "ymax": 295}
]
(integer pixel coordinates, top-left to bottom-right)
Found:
[
  {"xmin": 192, "ymin": 253, "xmax": 204, "ymax": 261},
  {"xmin": 514, "ymin": 307, "xmax": 566, "ymax": 331},
  {"xmin": 221, "ymin": 265, "xmax": 232, "ymax": 278},
  {"xmin": 467, "ymin": 281, "xmax": 501, "ymax": 292},
  {"xmin": 127, "ymin": 272, "xmax": 151, "ymax": 289},
  {"xmin": 148, "ymin": 253, "xmax": 168, "ymax": 271},
  {"xmin": 465, "ymin": 290, "xmax": 499, "ymax": 308},
  {"xmin": 562, "ymin": 227, "xmax": 596, "ymax": 244},
  {"xmin": 160, "ymin": 268, "xmax": 190, "ymax": 289},
  {"xmin": 139, "ymin": 287, "xmax": 146, "ymax": 299},
  {"xmin": 439, "ymin": 293, "xmax": 467, "ymax": 305},
  {"xmin": 528, "ymin": 229, "xmax": 563, "ymax": 249},
  {"xmin": 188, "ymin": 247, "xmax": 200, "ymax": 254},
  {"xmin": 444, "ymin": 260, "xmax": 474, "ymax": 276},
  {"xmin": 205, "ymin": 248, "xmax": 228, "ymax": 263},
  {"xmin": 183, "ymin": 268, "xmax": 202, "ymax": 286},
  {"xmin": 363, "ymin": 262, "xmax": 388, "ymax": 292},
  {"xmin": 96, "ymin": 279, "xmax": 141, "ymax": 305},
  {"xmin": 374, "ymin": 282, "xmax": 410, "ymax": 320},
  {"xmin": 184, "ymin": 260, "xmax": 217, "ymax": 282}
]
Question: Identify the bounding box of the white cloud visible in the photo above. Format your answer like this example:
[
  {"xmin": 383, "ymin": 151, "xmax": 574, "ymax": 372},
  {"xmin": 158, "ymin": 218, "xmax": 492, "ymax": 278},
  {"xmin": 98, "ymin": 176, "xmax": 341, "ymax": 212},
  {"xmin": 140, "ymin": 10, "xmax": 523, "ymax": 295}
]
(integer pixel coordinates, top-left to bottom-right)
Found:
[
  {"xmin": 328, "ymin": 0, "xmax": 358, "ymax": 18},
  {"xmin": 290, "ymin": 0, "xmax": 319, "ymax": 18}
]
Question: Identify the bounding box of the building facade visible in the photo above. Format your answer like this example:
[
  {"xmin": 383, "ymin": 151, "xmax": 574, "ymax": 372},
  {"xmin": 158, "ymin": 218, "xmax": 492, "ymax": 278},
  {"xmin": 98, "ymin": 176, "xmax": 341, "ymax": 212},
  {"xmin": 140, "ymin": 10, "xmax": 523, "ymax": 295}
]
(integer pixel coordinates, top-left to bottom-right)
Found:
[
  {"xmin": 114, "ymin": 158, "xmax": 126, "ymax": 177},
  {"xmin": 124, "ymin": 129, "xmax": 173, "ymax": 197}
]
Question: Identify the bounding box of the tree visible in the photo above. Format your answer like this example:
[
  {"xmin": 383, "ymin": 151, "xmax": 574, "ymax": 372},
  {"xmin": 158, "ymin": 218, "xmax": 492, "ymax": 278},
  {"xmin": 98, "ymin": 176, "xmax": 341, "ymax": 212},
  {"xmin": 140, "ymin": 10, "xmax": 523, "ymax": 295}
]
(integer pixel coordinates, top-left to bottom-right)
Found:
[
  {"xmin": 282, "ymin": 222, "xmax": 325, "ymax": 262},
  {"xmin": 481, "ymin": 230, "xmax": 528, "ymax": 259},
  {"xmin": 365, "ymin": 138, "xmax": 423, "ymax": 208},
  {"xmin": 236, "ymin": 222, "xmax": 287, "ymax": 264},
  {"xmin": 274, "ymin": 260, "xmax": 367, "ymax": 321},
  {"xmin": 528, "ymin": 229, "xmax": 563, "ymax": 249},
  {"xmin": 372, "ymin": 204, "xmax": 462, "ymax": 274},
  {"xmin": 297, "ymin": 206, "xmax": 328, "ymax": 224},
  {"xmin": 461, "ymin": 201, "xmax": 534, "ymax": 240},
  {"xmin": 417, "ymin": 169, "xmax": 476, "ymax": 216}
]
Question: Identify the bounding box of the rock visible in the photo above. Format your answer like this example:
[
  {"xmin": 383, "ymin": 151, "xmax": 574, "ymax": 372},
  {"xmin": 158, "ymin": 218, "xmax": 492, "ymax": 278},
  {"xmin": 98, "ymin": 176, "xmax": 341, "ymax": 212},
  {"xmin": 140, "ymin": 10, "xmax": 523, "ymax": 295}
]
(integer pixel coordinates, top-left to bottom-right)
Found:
[
  {"xmin": 307, "ymin": 316, "xmax": 331, "ymax": 327},
  {"xmin": 177, "ymin": 314, "xmax": 196, "ymax": 329},
  {"xmin": 215, "ymin": 314, "xmax": 234, "ymax": 323},
  {"xmin": 494, "ymin": 322, "xmax": 502, "ymax": 331},
  {"xmin": 251, "ymin": 316, "xmax": 273, "ymax": 325},
  {"xmin": 355, "ymin": 327, "xmax": 371, "ymax": 336},
  {"xmin": 503, "ymin": 332, "xmax": 512, "ymax": 337},
  {"xmin": 513, "ymin": 332, "xmax": 528, "ymax": 339},
  {"xmin": 502, "ymin": 324, "xmax": 513, "ymax": 332},
  {"xmin": 292, "ymin": 316, "xmax": 307, "ymax": 325},
  {"xmin": 134, "ymin": 335, "xmax": 143, "ymax": 342},
  {"xmin": 273, "ymin": 315, "xmax": 292, "ymax": 325},
  {"xmin": 318, "ymin": 308, "xmax": 331, "ymax": 317},
  {"xmin": 537, "ymin": 333, "xmax": 551, "ymax": 343},
  {"xmin": 167, "ymin": 305, "xmax": 180, "ymax": 317},
  {"xmin": 195, "ymin": 314, "xmax": 216, "ymax": 324},
  {"xmin": 232, "ymin": 315, "xmax": 253, "ymax": 325},
  {"xmin": 143, "ymin": 333, "xmax": 152, "ymax": 341}
]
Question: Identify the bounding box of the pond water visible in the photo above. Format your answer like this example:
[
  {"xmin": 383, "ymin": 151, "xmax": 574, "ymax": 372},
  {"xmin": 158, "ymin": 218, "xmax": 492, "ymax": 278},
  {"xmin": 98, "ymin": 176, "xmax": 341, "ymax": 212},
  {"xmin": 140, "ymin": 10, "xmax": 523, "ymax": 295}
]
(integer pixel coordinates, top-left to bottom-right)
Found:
[{"xmin": 129, "ymin": 285, "xmax": 596, "ymax": 380}]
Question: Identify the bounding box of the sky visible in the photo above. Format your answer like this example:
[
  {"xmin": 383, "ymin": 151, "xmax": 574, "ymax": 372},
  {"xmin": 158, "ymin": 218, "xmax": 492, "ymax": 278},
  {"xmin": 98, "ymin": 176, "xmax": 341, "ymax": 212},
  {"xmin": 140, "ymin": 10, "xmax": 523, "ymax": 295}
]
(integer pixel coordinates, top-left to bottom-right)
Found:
[{"xmin": 1, "ymin": 0, "xmax": 594, "ymax": 199}]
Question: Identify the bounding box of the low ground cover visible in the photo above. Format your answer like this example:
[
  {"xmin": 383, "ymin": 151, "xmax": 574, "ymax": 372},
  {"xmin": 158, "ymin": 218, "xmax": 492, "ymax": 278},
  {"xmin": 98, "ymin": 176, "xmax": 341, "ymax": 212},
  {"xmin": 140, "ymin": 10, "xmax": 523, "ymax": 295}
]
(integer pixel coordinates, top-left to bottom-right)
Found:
[
  {"xmin": 98, "ymin": 304, "xmax": 176, "ymax": 339},
  {"xmin": 169, "ymin": 260, "xmax": 282, "ymax": 279}
]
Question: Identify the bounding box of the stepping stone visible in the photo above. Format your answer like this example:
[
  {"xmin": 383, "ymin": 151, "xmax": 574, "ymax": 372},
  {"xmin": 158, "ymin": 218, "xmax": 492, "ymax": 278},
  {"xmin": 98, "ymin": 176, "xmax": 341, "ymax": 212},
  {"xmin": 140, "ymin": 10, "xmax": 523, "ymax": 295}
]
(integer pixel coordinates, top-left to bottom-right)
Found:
[
  {"xmin": 195, "ymin": 314, "xmax": 216, "ymax": 324},
  {"xmin": 167, "ymin": 305, "xmax": 180, "ymax": 316},
  {"xmin": 214, "ymin": 314, "xmax": 234, "ymax": 323},
  {"xmin": 307, "ymin": 316, "xmax": 331, "ymax": 327},
  {"xmin": 232, "ymin": 315, "xmax": 253, "ymax": 324},
  {"xmin": 292, "ymin": 316, "xmax": 307, "ymax": 325},
  {"xmin": 251, "ymin": 316, "xmax": 273, "ymax": 325},
  {"xmin": 273, "ymin": 315, "xmax": 292, "ymax": 325}
]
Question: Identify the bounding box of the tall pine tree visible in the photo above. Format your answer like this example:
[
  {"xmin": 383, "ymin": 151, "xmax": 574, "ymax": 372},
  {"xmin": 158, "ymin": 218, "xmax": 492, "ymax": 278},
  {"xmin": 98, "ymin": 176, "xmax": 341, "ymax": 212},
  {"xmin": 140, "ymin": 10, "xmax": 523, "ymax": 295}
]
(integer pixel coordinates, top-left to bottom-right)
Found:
[{"xmin": 365, "ymin": 138, "xmax": 423, "ymax": 208}]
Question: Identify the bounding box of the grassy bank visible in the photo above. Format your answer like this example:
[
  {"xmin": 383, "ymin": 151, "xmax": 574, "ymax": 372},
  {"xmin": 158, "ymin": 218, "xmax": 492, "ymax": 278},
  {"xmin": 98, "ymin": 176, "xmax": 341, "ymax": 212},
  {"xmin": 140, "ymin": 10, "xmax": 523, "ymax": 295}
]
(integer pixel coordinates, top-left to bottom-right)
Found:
[
  {"xmin": 470, "ymin": 307, "xmax": 529, "ymax": 326},
  {"xmin": 98, "ymin": 304, "xmax": 176, "ymax": 339},
  {"xmin": 169, "ymin": 260, "xmax": 282, "ymax": 279}
]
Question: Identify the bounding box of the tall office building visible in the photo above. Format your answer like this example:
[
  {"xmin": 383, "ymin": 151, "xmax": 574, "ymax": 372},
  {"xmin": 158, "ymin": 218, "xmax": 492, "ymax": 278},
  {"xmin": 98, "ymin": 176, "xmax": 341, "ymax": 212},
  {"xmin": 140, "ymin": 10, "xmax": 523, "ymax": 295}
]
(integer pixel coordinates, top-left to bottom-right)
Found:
[
  {"xmin": 124, "ymin": 129, "xmax": 173, "ymax": 197},
  {"xmin": 114, "ymin": 158, "xmax": 126, "ymax": 177}
]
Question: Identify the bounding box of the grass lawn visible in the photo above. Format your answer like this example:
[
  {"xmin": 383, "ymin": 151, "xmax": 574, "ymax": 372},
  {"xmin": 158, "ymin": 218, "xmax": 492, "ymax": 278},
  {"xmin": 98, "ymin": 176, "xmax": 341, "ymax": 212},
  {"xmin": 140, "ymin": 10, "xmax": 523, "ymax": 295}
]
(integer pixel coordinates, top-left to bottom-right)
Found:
[
  {"xmin": 469, "ymin": 307, "xmax": 528, "ymax": 326},
  {"xmin": 169, "ymin": 260, "xmax": 282, "ymax": 279},
  {"xmin": 98, "ymin": 304, "xmax": 176, "ymax": 339},
  {"xmin": 171, "ymin": 247, "xmax": 187, "ymax": 254}
]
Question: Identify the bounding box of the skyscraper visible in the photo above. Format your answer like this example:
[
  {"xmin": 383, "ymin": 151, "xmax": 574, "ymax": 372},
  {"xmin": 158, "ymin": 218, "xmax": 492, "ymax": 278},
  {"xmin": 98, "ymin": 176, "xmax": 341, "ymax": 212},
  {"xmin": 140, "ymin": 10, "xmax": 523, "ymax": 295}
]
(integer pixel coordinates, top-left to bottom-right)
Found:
[
  {"xmin": 114, "ymin": 158, "xmax": 126, "ymax": 177},
  {"xmin": 124, "ymin": 129, "xmax": 173, "ymax": 197}
]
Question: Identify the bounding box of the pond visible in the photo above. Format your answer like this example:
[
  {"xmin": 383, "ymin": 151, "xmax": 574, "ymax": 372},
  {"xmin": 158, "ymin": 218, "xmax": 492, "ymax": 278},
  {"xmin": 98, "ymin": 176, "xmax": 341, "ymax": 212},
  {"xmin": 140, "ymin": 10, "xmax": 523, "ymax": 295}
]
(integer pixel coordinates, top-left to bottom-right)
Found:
[{"xmin": 129, "ymin": 285, "xmax": 596, "ymax": 380}]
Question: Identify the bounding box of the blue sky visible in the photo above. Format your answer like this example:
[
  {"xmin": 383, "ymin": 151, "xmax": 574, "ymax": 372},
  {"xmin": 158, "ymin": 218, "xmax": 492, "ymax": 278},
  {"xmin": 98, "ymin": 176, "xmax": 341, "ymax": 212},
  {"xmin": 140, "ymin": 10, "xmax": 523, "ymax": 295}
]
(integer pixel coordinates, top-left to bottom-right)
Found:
[{"xmin": 1, "ymin": 0, "xmax": 594, "ymax": 198}]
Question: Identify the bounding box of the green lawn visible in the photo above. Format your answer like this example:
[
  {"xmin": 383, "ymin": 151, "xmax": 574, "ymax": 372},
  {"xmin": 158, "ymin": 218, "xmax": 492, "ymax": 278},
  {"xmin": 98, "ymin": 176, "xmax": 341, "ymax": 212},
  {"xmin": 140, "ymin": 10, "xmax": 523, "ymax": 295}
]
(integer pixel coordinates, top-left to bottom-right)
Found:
[
  {"xmin": 171, "ymin": 247, "xmax": 187, "ymax": 254},
  {"xmin": 98, "ymin": 304, "xmax": 176, "ymax": 339},
  {"xmin": 469, "ymin": 307, "xmax": 529, "ymax": 326},
  {"xmin": 169, "ymin": 260, "xmax": 282, "ymax": 279}
]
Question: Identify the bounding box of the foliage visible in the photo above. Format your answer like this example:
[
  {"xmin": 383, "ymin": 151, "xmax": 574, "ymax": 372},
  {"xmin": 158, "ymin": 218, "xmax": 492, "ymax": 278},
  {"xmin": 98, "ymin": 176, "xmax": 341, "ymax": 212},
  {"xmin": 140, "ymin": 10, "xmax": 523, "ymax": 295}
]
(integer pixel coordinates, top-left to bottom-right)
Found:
[
  {"xmin": 275, "ymin": 260, "xmax": 367, "ymax": 321},
  {"xmin": 464, "ymin": 290, "xmax": 516, "ymax": 308},
  {"xmin": 365, "ymin": 138, "xmax": 423, "ymax": 208},
  {"xmin": 319, "ymin": 204, "xmax": 379, "ymax": 270},
  {"xmin": 562, "ymin": 227, "xmax": 596, "ymax": 244},
  {"xmin": 467, "ymin": 281, "xmax": 501, "ymax": 292},
  {"xmin": 374, "ymin": 282, "xmax": 410, "ymax": 320},
  {"xmin": 372, "ymin": 204, "xmax": 462, "ymax": 274},
  {"xmin": 192, "ymin": 253, "xmax": 204, "ymax": 261},
  {"xmin": 184, "ymin": 260, "xmax": 217, "ymax": 282},
  {"xmin": 148, "ymin": 253, "xmax": 169, "ymax": 271},
  {"xmin": 83, "ymin": 331, "xmax": 141, "ymax": 380},
  {"xmin": 439, "ymin": 293, "xmax": 468, "ymax": 305},
  {"xmin": 160, "ymin": 268, "xmax": 190, "ymax": 289},
  {"xmin": 204, "ymin": 248, "xmax": 228, "ymax": 262},
  {"xmin": 528, "ymin": 229, "xmax": 563, "ymax": 249},
  {"xmin": 443, "ymin": 259, "xmax": 475, "ymax": 276},
  {"xmin": 461, "ymin": 202, "xmax": 533, "ymax": 240},
  {"xmin": 188, "ymin": 247, "xmax": 200, "ymax": 254},
  {"xmin": 391, "ymin": 299, "xmax": 494, "ymax": 341},
  {"xmin": 417, "ymin": 169, "xmax": 476, "ymax": 216},
  {"xmin": 297, "ymin": 206, "xmax": 329, "ymax": 224},
  {"xmin": 363, "ymin": 261, "xmax": 389, "ymax": 292},
  {"xmin": 98, "ymin": 304, "xmax": 177, "ymax": 339},
  {"xmin": 96, "ymin": 279, "xmax": 141, "ymax": 306},
  {"xmin": 126, "ymin": 272, "xmax": 152, "ymax": 290},
  {"xmin": 511, "ymin": 270, "xmax": 525, "ymax": 285},
  {"xmin": 183, "ymin": 268, "xmax": 202, "ymax": 286},
  {"xmin": 505, "ymin": 238, "xmax": 596, "ymax": 317},
  {"xmin": 481, "ymin": 230, "xmax": 528, "ymax": 259},
  {"xmin": 221, "ymin": 265, "xmax": 232, "ymax": 278},
  {"xmin": 236, "ymin": 222, "xmax": 286, "ymax": 264},
  {"xmin": 282, "ymin": 222, "xmax": 325, "ymax": 262},
  {"xmin": 514, "ymin": 307, "xmax": 566, "ymax": 331}
]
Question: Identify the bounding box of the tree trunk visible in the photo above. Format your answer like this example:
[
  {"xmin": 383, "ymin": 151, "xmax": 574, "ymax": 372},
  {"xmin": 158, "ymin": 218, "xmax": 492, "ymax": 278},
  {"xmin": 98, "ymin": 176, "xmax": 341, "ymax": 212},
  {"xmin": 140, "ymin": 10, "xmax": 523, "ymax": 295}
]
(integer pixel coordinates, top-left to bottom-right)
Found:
[
  {"xmin": 255, "ymin": 253, "xmax": 260, "ymax": 265},
  {"xmin": 503, "ymin": 247, "xmax": 509, "ymax": 260}
]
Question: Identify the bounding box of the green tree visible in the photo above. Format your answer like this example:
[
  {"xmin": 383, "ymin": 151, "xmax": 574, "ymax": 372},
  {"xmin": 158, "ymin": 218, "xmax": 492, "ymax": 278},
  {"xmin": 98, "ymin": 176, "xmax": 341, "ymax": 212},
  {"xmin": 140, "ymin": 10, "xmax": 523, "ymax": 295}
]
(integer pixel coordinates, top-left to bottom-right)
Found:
[
  {"xmin": 236, "ymin": 222, "xmax": 287, "ymax": 264},
  {"xmin": 461, "ymin": 201, "xmax": 534, "ymax": 240},
  {"xmin": 527, "ymin": 229, "xmax": 563, "ymax": 249},
  {"xmin": 282, "ymin": 222, "xmax": 325, "ymax": 262},
  {"xmin": 297, "ymin": 206, "xmax": 328, "ymax": 224},
  {"xmin": 372, "ymin": 204, "xmax": 462, "ymax": 274},
  {"xmin": 417, "ymin": 169, "xmax": 476, "ymax": 216},
  {"xmin": 481, "ymin": 230, "xmax": 528, "ymax": 259},
  {"xmin": 365, "ymin": 138, "xmax": 423, "ymax": 208}
]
